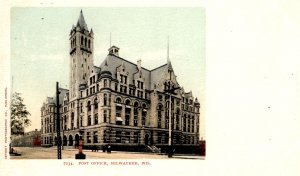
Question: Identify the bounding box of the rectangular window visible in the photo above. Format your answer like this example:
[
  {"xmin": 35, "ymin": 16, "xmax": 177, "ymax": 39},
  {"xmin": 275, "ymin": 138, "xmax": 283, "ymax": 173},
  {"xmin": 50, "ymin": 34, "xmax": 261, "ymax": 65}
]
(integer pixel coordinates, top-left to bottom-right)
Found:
[
  {"xmin": 115, "ymin": 83, "xmax": 118, "ymax": 91},
  {"xmin": 134, "ymin": 108, "xmax": 138, "ymax": 126},
  {"xmin": 93, "ymin": 131, "xmax": 98, "ymax": 143},
  {"xmin": 125, "ymin": 132, "xmax": 130, "ymax": 143},
  {"xmin": 103, "ymin": 130, "xmax": 107, "ymax": 143},
  {"xmin": 157, "ymin": 132, "xmax": 162, "ymax": 144},
  {"xmin": 87, "ymin": 132, "xmax": 91, "ymax": 143},
  {"xmin": 142, "ymin": 111, "xmax": 146, "ymax": 126},
  {"xmin": 94, "ymin": 113, "xmax": 98, "ymax": 124},
  {"xmin": 104, "ymin": 110, "xmax": 107, "ymax": 123},
  {"xmin": 116, "ymin": 106, "xmax": 122, "ymax": 117},
  {"xmin": 125, "ymin": 108, "xmax": 130, "ymax": 125},
  {"xmin": 120, "ymin": 85, "xmax": 123, "ymax": 93},
  {"xmin": 134, "ymin": 132, "xmax": 139, "ymax": 143},
  {"xmin": 158, "ymin": 111, "xmax": 162, "ymax": 128},
  {"xmin": 164, "ymin": 134, "xmax": 168, "ymax": 144},
  {"xmin": 88, "ymin": 115, "xmax": 91, "ymax": 126},
  {"xmin": 116, "ymin": 131, "xmax": 121, "ymax": 143}
]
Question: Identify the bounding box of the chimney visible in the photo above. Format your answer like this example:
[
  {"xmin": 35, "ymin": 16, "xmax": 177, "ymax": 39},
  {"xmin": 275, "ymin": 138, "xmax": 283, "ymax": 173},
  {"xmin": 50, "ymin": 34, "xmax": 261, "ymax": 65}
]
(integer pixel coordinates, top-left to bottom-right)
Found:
[{"xmin": 137, "ymin": 59, "xmax": 141, "ymax": 71}]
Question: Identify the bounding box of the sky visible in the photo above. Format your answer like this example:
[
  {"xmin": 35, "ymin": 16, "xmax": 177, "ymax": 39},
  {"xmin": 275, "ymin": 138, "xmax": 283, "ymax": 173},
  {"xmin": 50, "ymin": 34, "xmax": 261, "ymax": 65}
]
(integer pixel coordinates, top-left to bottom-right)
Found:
[{"xmin": 10, "ymin": 7, "xmax": 205, "ymax": 137}]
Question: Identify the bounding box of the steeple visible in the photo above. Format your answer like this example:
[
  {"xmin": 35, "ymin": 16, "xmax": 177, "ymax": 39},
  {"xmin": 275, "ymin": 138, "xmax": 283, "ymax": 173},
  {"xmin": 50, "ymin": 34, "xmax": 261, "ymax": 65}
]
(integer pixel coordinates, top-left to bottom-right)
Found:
[{"xmin": 76, "ymin": 10, "xmax": 88, "ymax": 31}]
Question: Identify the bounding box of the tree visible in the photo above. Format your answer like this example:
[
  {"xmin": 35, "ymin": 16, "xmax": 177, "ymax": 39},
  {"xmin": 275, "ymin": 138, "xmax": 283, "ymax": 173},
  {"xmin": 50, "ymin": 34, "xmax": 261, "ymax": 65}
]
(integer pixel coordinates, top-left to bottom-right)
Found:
[{"xmin": 11, "ymin": 92, "xmax": 31, "ymax": 135}]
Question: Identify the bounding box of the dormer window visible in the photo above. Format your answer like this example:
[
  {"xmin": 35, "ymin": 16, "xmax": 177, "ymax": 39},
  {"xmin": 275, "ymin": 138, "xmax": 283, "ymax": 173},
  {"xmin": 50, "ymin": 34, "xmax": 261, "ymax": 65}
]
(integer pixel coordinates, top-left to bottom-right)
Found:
[{"xmin": 108, "ymin": 46, "xmax": 120, "ymax": 56}]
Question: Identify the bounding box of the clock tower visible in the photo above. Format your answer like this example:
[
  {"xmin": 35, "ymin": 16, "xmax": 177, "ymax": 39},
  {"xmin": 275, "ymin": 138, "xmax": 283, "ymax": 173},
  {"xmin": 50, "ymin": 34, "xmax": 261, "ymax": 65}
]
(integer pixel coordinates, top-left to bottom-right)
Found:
[{"xmin": 69, "ymin": 10, "xmax": 94, "ymax": 101}]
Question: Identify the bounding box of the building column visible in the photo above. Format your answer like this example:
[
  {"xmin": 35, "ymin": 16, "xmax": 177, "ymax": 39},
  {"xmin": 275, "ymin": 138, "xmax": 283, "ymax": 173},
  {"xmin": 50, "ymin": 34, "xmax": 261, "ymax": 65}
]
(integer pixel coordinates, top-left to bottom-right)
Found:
[
  {"xmin": 83, "ymin": 101, "xmax": 88, "ymax": 126},
  {"xmin": 138, "ymin": 108, "xmax": 142, "ymax": 126},
  {"xmin": 140, "ymin": 128, "xmax": 145, "ymax": 145},
  {"xmin": 130, "ymin": 107, "xmax": 134, "ymax": 126},
  {"xmin": 91, "ymin": 103, "xmax": 94, "ymax": 125}
]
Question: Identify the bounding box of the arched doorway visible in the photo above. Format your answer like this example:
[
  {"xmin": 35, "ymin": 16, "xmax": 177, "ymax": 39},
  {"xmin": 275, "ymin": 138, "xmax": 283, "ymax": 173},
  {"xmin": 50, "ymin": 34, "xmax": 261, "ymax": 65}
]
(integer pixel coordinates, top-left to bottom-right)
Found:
[
  {"xmin": 54, "ymin": 136, "xmax": 57, "ymax": 145},
  {"xmin": 75, "ymin": 134, "xmax": 79, "ymax": 147},
  {"xmin": 145, "ymin": 134, "xmax": 149, "ymax": 145},
  {"xmin": 63, "ymin": 135, "xmax": 67, "ymax": 146},
  {"xmin": 69, "ymin": 135, "xmax": 73, "ymax": 146}
]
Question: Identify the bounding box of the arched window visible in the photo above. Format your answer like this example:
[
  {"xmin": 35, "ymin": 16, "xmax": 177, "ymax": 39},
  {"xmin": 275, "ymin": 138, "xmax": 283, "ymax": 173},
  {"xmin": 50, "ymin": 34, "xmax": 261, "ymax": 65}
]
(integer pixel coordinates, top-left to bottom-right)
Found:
[
  {"xmin": 85, "ymin": 37, "xmax": 87, "ymax": 47},
  {"xmin": 104, "ymin": 79, "xmax": 107, "ymax": 87},
  {"xmin": 87, "ymin": 101, "xmax": 91, "ymax": 111},
  {"xmin": 116, "ymin": 97, "xmax": 122, "ymax": 104},
  {"xmin": 81, "ymin": 36, "xmax": 83, "ymax": 45},
  {"xmin": 88, "ymin": 39, "xmax": 91, "ymax": 48}
]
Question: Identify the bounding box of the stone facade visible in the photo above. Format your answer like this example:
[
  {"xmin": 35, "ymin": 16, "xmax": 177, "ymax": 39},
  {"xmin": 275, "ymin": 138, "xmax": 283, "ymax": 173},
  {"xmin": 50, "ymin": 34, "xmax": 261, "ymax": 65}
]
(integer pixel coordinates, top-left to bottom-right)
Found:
[{"xmin": 41, "ymin": 11, "xmax": 201, "ymax": 152}]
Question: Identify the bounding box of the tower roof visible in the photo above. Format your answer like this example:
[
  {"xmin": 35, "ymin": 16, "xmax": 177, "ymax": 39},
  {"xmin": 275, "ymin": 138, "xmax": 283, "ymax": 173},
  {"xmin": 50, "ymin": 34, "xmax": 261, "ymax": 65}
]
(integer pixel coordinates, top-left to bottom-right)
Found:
[
  {"xmin": 76, "ymin": 10, "xmax": 88, "ymax": 31},
  {"xmin": 195, "ymin": 97, "xmax": 200, "ymax": 104}
]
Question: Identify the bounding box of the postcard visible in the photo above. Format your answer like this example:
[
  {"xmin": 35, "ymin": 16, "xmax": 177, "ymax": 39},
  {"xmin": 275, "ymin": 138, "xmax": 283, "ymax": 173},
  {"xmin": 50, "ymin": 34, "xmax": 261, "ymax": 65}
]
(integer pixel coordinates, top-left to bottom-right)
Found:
[{"xmin": 1, "ymin": 0, "xmax": 299, "ymax": 176}]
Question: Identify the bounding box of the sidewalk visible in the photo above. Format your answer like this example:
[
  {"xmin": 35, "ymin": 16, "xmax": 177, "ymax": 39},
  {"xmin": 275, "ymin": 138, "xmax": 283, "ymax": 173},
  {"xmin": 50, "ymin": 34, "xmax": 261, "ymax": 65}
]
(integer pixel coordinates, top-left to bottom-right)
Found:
[
  {"xmin": 71, "ymin": 148, "xmax": 205, "ymax": 159},
  {"xmin": 172, "ymin": 155, "xmax": 205, "ymax": 160}
]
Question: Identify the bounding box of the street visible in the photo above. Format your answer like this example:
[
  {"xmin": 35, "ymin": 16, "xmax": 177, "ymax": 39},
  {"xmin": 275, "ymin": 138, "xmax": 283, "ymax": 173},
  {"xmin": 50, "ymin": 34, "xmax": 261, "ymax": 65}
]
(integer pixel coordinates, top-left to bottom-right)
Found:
[{"xmin": 10, "ymin": 147, "xmax": 204, "ymax": 160}]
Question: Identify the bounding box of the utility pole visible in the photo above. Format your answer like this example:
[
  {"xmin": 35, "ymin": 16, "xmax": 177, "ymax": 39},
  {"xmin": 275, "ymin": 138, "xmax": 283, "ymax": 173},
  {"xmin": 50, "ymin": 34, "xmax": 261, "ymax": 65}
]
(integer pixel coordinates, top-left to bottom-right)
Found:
[
  {"xmin": 56, "ymin": 82, "xmax": 62, "ymax": 159},
  {"xmin": 168, "ymin": 91, "xmax": 172, "ymax": 157},
  {"xmin": 165, "ymin": 70, "xmax": 180, "ymax": 158}
]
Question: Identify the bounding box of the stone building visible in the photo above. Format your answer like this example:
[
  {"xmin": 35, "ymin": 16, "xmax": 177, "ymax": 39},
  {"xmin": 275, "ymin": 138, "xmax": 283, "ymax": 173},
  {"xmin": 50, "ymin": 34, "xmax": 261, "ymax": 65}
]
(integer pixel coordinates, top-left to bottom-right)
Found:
[{"xmin": 41, "ymin": 11, "xmax": 201, "ymax": 153}]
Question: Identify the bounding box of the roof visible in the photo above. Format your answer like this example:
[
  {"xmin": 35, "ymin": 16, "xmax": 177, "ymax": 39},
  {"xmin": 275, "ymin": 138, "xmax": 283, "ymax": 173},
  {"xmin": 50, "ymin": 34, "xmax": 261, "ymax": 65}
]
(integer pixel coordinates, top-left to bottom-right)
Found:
[
  {"xmin": 76, "ymin": 10, "xmax": 88, "ymax": 31},
  {"xmin": 99, "ymin": 54, "xmax": 152, "ymax": 89},
  {"xmin": 150, "ymin": 64, "xmax": 168, "ymax": 90},
  {"xmin": 98, "ymin": 52, "xmax": 180, "ymax": 91}
]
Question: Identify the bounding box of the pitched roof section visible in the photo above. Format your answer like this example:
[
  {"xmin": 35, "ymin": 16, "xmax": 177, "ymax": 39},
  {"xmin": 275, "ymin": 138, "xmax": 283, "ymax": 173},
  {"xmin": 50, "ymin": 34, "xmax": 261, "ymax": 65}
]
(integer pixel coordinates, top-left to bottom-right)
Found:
[
  {"xmin": 98, "ymin": 53, "xmax": 177, "ymax": 91},
  {"xmin": 100, "ymin": 54, "xmax": 152, "ymax": 89},
  {"xmin": 76, "ymin": 10, "xmax": 88, "ymax": 31},
  {"xmin": 150, "ymin": 64, "xmax": 168, "ymax": 90}
]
